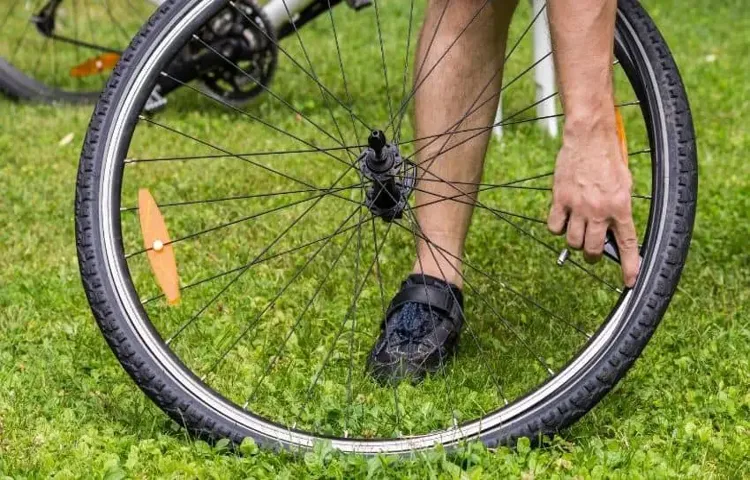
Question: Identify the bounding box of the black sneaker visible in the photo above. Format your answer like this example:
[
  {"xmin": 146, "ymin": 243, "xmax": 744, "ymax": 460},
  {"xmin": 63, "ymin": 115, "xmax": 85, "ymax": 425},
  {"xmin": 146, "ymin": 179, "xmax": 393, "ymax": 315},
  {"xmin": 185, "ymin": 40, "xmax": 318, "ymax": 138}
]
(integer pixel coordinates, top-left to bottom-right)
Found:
[{"xmin": 366, "ymin": 274, "xmax": 464, "ymax": 384}]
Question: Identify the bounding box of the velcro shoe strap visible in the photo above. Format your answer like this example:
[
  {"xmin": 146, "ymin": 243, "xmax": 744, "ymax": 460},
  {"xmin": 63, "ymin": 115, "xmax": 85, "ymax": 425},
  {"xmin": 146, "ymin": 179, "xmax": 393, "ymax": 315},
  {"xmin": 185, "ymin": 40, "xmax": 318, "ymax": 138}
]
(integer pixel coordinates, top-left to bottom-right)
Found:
[{"xmin": 386, "ymin": 284, "xmax": 463, "ymax": 328}]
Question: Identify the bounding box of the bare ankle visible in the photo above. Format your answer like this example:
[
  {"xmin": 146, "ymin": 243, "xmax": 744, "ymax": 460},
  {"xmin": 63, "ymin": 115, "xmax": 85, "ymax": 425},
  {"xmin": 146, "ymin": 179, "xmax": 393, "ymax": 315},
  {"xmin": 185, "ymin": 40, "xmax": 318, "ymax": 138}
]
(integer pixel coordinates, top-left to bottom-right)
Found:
[{"xmin": 412, "ymin": 262, "xmax": 463, "ymax": 289}]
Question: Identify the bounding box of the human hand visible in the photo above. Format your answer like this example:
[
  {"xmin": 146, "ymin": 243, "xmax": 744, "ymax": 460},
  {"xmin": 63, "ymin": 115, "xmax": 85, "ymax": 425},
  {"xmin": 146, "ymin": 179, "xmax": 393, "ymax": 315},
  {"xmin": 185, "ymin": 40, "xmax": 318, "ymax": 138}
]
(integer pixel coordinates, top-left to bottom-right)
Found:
[{"xmin": 547, "ymin": 115, "xmax": 640, "ymax": 287}]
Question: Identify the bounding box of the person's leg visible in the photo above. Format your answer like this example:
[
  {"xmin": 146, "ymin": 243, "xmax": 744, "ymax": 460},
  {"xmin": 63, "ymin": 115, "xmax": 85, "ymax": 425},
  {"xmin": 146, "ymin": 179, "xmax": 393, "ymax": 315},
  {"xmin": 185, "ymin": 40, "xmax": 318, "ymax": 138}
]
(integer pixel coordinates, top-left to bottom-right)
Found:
[
  {"xmin": 412, "ymin": 0, "xmax": 517, "ymax": 287},
  {"xmin": 367, "ymin": 0, "xmax": 517, "ymax": 383}
]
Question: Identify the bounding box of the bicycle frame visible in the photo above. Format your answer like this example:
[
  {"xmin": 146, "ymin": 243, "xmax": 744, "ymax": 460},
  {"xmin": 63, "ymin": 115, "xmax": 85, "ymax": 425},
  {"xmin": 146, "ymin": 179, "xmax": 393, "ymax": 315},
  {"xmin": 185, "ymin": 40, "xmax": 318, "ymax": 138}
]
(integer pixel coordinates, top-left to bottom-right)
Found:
[
  {"xmin": 265, "ymin": 0, "xmax": 319, "ymax": 29},
  {"xmin": 31, "ymin": 0, "xmax": 345, "ymax": 53},
  {"xmin": 151, "ymin": 0, "xmax": 329, "ymax": 31}
]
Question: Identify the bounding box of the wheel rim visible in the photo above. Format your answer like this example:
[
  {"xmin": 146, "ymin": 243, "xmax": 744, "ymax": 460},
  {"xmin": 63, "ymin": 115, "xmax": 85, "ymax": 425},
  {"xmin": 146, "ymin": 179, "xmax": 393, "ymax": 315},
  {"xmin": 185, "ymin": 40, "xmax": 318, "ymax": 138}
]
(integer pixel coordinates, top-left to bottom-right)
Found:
[
  {"xmin": 93, "ymin": 0, "xmax": 670, "ymax": 452},
  {"xmin": 0, "ymin": 0, "xmax": 155, "ymax": 98}
]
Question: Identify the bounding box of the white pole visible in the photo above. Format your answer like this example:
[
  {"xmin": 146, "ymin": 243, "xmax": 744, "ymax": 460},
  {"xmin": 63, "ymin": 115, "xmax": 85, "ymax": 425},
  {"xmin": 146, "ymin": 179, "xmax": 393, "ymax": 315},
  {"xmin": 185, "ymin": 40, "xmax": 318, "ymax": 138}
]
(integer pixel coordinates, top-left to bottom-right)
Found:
[
  {"xmin": 531, "ymin": 0, "xmax": 558, "ymax": 137},
  {"xmin": 494, "ymin": 0, "xmax": 558, "ymax": 139},
  {"xmin": 493, "ymin": 94, "xmax": 504, "ymax": 138}
]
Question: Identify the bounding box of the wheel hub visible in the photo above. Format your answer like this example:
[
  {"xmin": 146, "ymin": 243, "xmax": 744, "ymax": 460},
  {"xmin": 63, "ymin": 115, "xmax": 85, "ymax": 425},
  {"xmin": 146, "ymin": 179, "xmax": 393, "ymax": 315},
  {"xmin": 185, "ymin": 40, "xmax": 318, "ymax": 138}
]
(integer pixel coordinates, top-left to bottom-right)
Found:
[{"xmin": 358, "ymin": 131, "xmax": 414, "ymax": 221}]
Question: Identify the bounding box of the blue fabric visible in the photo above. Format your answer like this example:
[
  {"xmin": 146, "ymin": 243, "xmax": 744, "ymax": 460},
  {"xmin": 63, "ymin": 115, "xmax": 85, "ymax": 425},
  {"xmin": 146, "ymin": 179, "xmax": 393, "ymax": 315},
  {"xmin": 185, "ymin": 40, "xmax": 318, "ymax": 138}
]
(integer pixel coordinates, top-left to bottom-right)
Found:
[{"xmin": 388, "ymin": 301, "xmax": 441, "ymax": 341}]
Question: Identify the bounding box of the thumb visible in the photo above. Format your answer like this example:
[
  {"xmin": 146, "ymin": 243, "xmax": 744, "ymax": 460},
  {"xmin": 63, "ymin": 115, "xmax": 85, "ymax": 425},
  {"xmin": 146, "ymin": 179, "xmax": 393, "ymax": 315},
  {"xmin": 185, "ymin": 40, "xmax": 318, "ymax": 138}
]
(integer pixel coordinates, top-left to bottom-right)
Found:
[{"xmin": 613, "ymin": 219, "xmax": 640, "ymax": 287}]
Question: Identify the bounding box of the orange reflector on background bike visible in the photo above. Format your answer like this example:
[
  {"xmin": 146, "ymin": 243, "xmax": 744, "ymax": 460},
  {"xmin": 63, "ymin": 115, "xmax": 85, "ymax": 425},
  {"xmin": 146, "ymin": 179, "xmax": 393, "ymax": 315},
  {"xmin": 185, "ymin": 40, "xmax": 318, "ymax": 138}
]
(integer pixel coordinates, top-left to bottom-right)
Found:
[
  {"xmin": 615, "ymin": 106, "xmax": 629, "ymax": 164},
  {"xmin": 138, "ymin": 189, "xmax": 181, "ymax": 305},
  {"xmin": 69, "ymin": 52, "xmax": 120, "ymax": 78}
]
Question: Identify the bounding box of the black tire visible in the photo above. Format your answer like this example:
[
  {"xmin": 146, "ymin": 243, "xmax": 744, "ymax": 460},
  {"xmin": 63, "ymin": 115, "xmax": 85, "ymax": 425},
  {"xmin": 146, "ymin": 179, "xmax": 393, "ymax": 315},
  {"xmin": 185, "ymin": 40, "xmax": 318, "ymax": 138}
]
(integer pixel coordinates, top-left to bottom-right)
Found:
[
  {"xmin": 75, "ymin": 0, "xmax": 696, "ymax": 453},
  {"xmin": 0, "ymin": 57, "xmax": 99, "ymax": 103}
]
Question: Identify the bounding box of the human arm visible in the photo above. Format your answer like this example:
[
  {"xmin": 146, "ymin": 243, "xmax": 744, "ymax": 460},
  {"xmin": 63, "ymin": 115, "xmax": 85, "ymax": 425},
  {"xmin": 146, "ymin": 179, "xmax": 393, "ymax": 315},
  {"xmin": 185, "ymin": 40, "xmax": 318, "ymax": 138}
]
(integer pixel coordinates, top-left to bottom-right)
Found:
[{"xmin": 546, "ymin": 0, "xmax": 639, "ymax": 287}]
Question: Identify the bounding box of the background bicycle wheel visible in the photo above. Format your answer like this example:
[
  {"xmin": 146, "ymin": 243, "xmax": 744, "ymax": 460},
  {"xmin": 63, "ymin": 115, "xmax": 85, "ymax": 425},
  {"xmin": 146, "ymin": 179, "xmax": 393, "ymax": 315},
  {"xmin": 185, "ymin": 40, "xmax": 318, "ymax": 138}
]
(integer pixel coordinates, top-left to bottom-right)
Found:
[
  {"xmin": 2, "ymin": 0, "xmax": 748, "ymax": 476},
  {"xmin": 0, "ymin": 0, "xmax": 155, "ymax": 102}
]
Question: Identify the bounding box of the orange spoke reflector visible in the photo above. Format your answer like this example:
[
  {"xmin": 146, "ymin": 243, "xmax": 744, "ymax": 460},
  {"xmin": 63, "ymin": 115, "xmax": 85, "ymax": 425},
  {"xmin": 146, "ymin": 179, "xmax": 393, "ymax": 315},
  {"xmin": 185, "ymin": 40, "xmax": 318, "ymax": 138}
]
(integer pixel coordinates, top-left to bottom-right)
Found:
[
  {"xmin": 615, "ymin": 106, "xmax": 629, "ymax": 165},
  {"xmin": 69, "ymin": 52, "xmax": 120, "ymax": 78},
  {"xmin": 138, "ymin": 189, "xmax": 181, "ymax": 305}
]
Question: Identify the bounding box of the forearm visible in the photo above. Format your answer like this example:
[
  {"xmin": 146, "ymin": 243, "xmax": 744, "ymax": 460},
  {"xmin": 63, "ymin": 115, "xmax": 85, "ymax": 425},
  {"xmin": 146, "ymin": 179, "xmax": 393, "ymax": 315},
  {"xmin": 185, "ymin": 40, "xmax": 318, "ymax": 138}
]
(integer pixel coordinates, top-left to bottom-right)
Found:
[
  {"xmin": 548, "ymin": 0, "xmax": 617, "ymax": 132},
  {"xmin": 546, "ymin": 1, "xmax": 640, "ymax": 287}
]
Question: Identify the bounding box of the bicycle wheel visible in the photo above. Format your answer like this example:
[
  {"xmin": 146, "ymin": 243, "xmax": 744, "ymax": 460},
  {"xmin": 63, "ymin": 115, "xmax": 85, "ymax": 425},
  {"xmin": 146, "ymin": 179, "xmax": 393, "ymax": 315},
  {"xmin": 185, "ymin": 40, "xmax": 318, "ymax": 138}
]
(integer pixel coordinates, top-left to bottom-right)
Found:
[
  {"xmin": 76, "ymin": 0, "xmax": 696, "ymax": 453},
  {"xmin": 0, "ymin": 0, "xmax": 157, "ymax": 103}
]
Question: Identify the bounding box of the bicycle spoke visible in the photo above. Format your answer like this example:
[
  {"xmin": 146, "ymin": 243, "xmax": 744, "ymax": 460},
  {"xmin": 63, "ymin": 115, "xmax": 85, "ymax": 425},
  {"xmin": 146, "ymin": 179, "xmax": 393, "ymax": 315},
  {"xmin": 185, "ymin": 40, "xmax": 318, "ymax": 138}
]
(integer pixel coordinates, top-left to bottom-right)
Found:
[
  {"xmin": 156, "ymin": 72, "xmax": 354, "ymax": 171},
  {"xmin": 409, "ymin": 0, "xmax": 452, "ymax": 100},
  {"xmin": 228, "ymin": 1, "xmax": 372, "ymax": 134},
  {"xmin": 242, "ymin": 218, "xmax": 362, "ymax": 409},
  {"xmin": 191, "ymin": 36, "xmax": 352, "ymax": 153},
  {"xmin": 368, "ymin": 216, "xmax": 402, "ymax": 431},
  {"xmin": 398, "ymin": 207, "xmax": 460, "ymax": 432},
  {"xmin": 125, "ymin": 181, "xmax": 360, "ymax": 258},
  {"xmin": 398, "ymin": 211, "xmax": 555, "ymax": 376},
  {"xmin": 8, "ymin": 4, "xmax": 33, "ymax": 62},
  {"xmin": 141, "ymin": 216, "xmax": 373, "ymax": 306},
  {"xmin": 344, "ymin": 198, "xmax": 366, "ymax": 435},
  {"xmin": 120, "ymin": 185, "xmax": 360, "ymax": 212},
  {"xmin": 409, "ymin": 185, "xmax": 548, "ymax": 225},
  {"xmin": 199, "ymin": 206, "xmax": 364, "ymax": 383},
  {"xmin": 405, "ymin": 170, "xmax": 555, "ymax": 213},
  {"xmin": 430, "ymin": 0, "xmax": 549, "ymax": 143},
  {"xmin": 629, "ymin": 148, "xmax": 652, "ymax": 157},
  {"xmin": 408, "ymin": 94, "xmax": 634, "ymax": 158},
  {"xmin": 82, "ymin": 0, "xmax": 99, "ymax": 55},
  {"xmin": 134, "ymin": 115, "xmax": 357, "ymax": 206},
  {"xmin": 398, "ymin": 98, "xmax": 640, "ymax": 149},
  {"xmin": 403, "ymin": 207, "xmax": 509, "ymax": 404},
  {"xmin": 386, "ymin": 0, "xmax": 492, "ymax": 134},
  {"xmin": 0, "ymin": 0, "xmax": 21, "ymax": 32},
  {"xmin": 393, "ymin": 0, "xmax": 416, "ymax": 144},
  {"xmin": 404, "ymin": 55, "xmax": 626, "ymax": 173},
  {"xmin": 124, "ymin": 145, "xmax": 365, "ymax": 165},
  {"xmin": 30, "ymin": 37, "xmax": 50, "ymax": 78},
  {"xmin": 397, "ymin": 218, "xmax": 590, "ymax": 338},
  {"xmin": 72, "ymin": 0, "xmax": 82, "ymax": 72},
  {"xmin": 411, "ymin": 179, "xmax": 650, "ymax": 201},
  {"xmin": 407, "ymin": 90, "xmax": 561, "ymax": 174},
  {"xmin": 250, "ymin": 0, "xmax": 354, "ymax": 156},
  {"xmin": 325, "ymin": 0, "xmax": 363, "ymax": 147},
  {"xmin": 164, "ymin": 169, "xmax": 360, "ymax": 346},
  {"xmin": 403, "ymin": 163, "xmax": 622, "ymax": 292},
  {"xmin": 296, "ymin": 221, "xmax": 396, "ymax": 425},
  {"xmin": 103, "ymin": 0, "xmax": 133, "ymax": 44},
  {"xmin": 372, "ymin": 0, "xmax": 394, "ymax": 123},
  {"xmin": 391, "ymin": 0, "xmax": 548, "ymax": 143}
]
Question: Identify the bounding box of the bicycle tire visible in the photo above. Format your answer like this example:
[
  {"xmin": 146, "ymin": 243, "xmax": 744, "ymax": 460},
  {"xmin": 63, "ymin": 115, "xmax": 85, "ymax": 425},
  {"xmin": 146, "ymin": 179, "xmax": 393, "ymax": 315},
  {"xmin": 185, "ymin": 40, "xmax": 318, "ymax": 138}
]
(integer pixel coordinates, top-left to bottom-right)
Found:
[
  {"xmin": 75, "ymin": 0, "xmax": 696, "ymax": 453},
  {"xmin": 0, "ymin": 57, "xmax": 99, "ymax": 103}
]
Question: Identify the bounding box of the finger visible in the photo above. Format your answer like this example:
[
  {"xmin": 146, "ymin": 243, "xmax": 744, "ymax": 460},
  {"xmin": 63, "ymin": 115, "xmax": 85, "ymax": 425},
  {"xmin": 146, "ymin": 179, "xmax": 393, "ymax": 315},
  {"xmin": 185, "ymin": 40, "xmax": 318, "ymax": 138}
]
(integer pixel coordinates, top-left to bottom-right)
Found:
[
  {"xmin": 547, "ymin": 202, "xmax": 568, "ymax": 235},
  {"xmin": 566, "ymin": 214, "xmax": 586, "ymax": 250},
  {"xmin": 583, "ymin": 221, "xmax": 607, "ymax": 264},
  {"xmin": 613, "ymin": 218, "xmax": 640, "ymax": 287}
]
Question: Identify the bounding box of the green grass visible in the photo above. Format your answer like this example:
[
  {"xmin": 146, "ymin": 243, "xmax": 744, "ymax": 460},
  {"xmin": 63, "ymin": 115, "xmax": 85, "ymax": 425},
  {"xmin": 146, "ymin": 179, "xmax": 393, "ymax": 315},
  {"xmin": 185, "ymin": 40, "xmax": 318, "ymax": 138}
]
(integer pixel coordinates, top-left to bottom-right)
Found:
[{"xmin": 1, "ymin": 0, "xmax": 750, "ymax": 477}]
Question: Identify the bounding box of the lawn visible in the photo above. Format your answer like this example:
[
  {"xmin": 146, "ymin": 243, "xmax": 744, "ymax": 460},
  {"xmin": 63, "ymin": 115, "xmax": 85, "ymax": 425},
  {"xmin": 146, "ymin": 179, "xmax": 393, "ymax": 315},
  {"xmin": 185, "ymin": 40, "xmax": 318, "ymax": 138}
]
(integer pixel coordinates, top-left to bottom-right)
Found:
[{"xmin": 1, "ymin": 0, "xmax": 749, "ymax": 478}]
